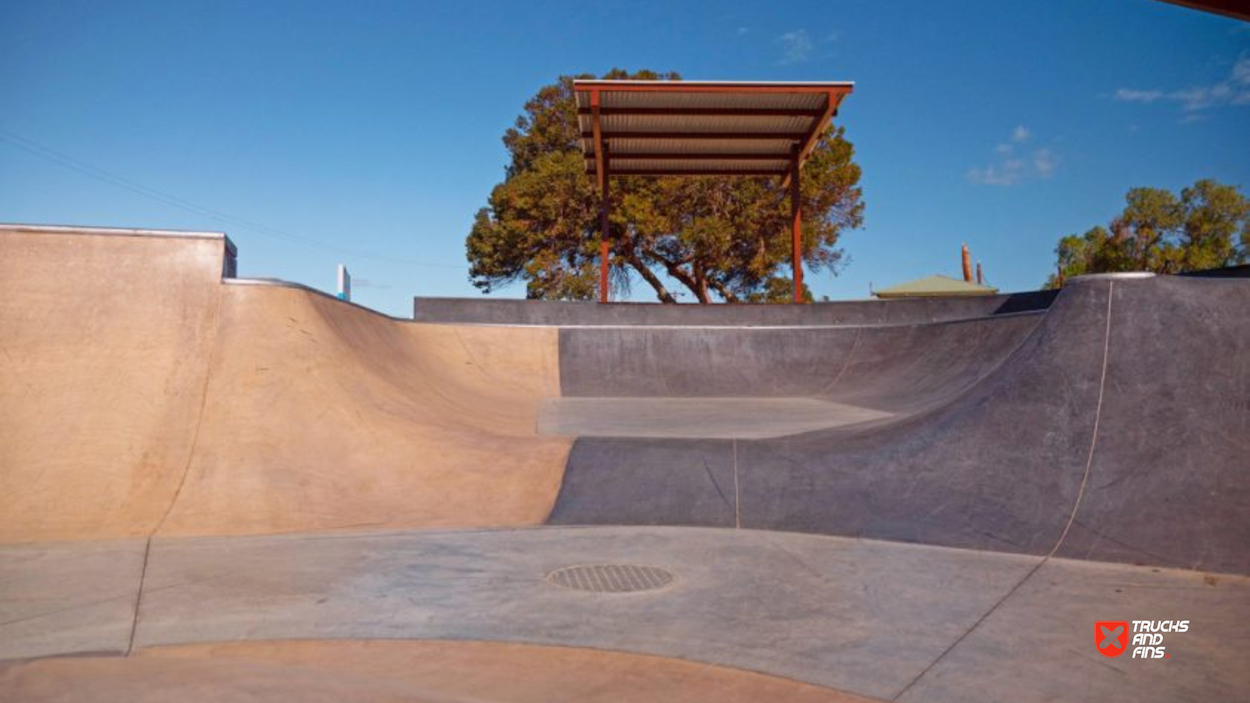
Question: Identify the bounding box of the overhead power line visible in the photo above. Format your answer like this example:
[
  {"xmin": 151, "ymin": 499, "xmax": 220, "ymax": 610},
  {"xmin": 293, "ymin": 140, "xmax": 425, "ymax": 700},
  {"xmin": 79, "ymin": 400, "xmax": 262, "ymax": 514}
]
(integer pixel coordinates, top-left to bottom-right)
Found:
[{"xmin": 0, "ymin": 128, "xmax": 465, "ymax": 269}]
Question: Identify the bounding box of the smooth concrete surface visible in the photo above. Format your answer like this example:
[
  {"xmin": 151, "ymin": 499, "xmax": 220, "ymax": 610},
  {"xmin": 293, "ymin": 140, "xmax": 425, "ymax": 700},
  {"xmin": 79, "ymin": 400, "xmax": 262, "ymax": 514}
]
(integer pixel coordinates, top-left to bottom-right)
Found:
[
  {"xmin": 895, "ymin": 555, "xmax": 1250, "ymax": 695},
  {"xmin": 0, "ymin": 540, "xmax": 146, "ymax": 660},
  {"xmin": 413, "ymin": 291, "xmax": 1058, "ymax": 326},
  {"xmin": 557, "ymin": 313, "xmax": 1042, "ymax": 399},
  {"xmin": 552, "ymin": 276, "xmax": 1250, "ymax": 575},
  {"xmin": 2, "ymin": 526, "xmax": 1247, "ymax": 702},
  {"xmin": 128, "ymin": 526, "xmax": 1037, "ymax": 700},
  {"xmin": 1054, "ymin": 276, "xmax": 1250, "ymax": 570},
  {"xmin": 0, "ymin": 230, "xmax": 226, "ymax": 541},
  {"xmin": 158, "ymin": 285, "xmax": 571, "ymax": 537},
  {"xmin": 539, "ymin": 397, "xmax": 892, "ymax": 439},
  {"xmin": 897, "ymin": 558, "xmax": 1250, "ymax": 703},
  {"xmin": 0, "ymin": 227, "xmax": 572, "ymax": 541},
  {"xmin": 1, "ymin": 640, "xmax": 882, "ymax": 703}
]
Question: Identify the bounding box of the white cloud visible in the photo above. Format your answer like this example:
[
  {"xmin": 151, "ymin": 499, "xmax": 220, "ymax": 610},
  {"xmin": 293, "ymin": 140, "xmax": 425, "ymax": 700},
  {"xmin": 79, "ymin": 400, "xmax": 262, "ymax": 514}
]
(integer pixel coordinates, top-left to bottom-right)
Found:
[
  {"xmin": 968, "ymin": 128, "xmax": 1060, "ymax": 186},
  {"xmin": 777, "ymin": 30, "xmax": 814, "ymax": 64},
  {"xmin": 1114, "ymin": 56, "xmax": 1250, "ymax": 116},
  {"xmin": 968, "ymin": 161, "xmax": 1024, "ymax": 186},
  {"xmin": 1033, "ymin": 148, "xmax": 1058, "ymax": 178},
  {"xmin": 1115, "ymin": 88, "xmax": 1164, "ymax": 103}
]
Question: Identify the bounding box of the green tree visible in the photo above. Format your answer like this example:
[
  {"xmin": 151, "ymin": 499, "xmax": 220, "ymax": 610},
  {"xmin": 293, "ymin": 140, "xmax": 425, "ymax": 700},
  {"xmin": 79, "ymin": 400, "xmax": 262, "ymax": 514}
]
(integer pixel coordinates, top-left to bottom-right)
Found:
[
  {"xmin": 466, "ymin": 70, "xmax": 865, "ymax": 302},
  {"xmin": 1045, "ymin": 178, "xmax": 1250, "ymax": 288}
]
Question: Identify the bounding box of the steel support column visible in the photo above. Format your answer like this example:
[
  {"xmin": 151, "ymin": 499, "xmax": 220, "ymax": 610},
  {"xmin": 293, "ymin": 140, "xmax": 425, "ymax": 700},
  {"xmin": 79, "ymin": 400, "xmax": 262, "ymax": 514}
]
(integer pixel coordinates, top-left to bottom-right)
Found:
[
  {"xmin": 599, "ymin": 142, "xmax": 611, "ymax": 303},
  {"xmin": 790, "ymin": 157, "xmax": 802, "ymax": 303}
]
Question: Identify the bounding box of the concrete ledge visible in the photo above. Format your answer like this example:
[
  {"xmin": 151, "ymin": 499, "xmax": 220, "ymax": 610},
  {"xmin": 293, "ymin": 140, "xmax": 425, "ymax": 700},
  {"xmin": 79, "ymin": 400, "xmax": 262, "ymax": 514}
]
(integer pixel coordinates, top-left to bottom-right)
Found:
[{"xmin": 413, "ymin": 291, "xmax": 1058, "ymax": 327}]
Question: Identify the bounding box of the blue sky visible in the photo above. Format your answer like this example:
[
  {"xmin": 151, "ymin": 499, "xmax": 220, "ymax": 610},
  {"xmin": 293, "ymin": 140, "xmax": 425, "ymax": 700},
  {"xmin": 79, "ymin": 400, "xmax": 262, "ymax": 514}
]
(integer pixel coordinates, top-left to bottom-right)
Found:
[{"xmin": 2, "ymin": 0, "xmax": 1247, "ymax": 315}]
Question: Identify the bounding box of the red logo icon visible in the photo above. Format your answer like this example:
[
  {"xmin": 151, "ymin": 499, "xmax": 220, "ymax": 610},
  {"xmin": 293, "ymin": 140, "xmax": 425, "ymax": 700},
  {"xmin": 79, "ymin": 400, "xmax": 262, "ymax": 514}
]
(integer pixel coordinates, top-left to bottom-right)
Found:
[{"xmin": 1096, "ymin": 621, "xmax": 1129, "ymax": 657}]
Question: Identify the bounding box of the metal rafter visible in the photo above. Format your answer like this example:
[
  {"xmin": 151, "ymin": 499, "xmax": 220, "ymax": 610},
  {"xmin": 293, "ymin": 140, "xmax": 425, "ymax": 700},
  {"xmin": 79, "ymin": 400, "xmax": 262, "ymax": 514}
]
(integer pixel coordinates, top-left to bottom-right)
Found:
[
  {"xmin": 586, "ymin": 153, "xmax": 792, "ymax": 161},
  {"xmin": 577, "ymin": 107, "xmax": 825, "ymax": 117}
]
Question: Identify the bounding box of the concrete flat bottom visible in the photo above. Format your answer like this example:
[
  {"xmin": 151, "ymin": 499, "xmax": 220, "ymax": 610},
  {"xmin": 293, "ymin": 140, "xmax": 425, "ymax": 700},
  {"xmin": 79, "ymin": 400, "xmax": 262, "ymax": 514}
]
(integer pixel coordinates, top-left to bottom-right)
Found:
[
  {"xmin": 2, "ymin": 526, "xmax": 1246, "ymax": 702},
  {"xmin": 539, "ymin": 397, "xmax": 893, "ymax": 439}
]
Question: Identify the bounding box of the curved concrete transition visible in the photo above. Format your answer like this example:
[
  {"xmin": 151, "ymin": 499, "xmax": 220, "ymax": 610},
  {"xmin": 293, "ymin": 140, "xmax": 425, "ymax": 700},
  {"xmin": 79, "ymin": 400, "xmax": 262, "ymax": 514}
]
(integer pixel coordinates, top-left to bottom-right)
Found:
[
  {"xmin": 551, "ymin": 276, "xmax": 1250, "ymax": 575},
  {"xmin": 2, "ymin": 225, "xmax": 1248, "ymax": 702},
  {"xmin": 0, "ymin": 226, "xmax": 570, "ymax": 541}
]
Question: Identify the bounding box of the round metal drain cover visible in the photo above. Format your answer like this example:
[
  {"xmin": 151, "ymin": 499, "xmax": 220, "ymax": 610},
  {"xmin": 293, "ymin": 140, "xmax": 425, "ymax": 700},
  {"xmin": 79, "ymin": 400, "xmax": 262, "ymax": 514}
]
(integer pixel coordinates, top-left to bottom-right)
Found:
[{"xmin": 546, "ymin": 564, "xmax": 675, "ymax": 593}]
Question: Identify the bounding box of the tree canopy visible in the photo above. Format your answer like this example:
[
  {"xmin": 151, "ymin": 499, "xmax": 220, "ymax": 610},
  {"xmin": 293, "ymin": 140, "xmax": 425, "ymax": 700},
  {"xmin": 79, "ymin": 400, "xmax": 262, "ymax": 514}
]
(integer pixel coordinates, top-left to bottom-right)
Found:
[
  {"xmin": 466, "ymin": 70, "xmax": 865, "ymax": 303},
  {"xmin": 1046, "ymin": 178, "xmax": 1250, "ymax": 288}
]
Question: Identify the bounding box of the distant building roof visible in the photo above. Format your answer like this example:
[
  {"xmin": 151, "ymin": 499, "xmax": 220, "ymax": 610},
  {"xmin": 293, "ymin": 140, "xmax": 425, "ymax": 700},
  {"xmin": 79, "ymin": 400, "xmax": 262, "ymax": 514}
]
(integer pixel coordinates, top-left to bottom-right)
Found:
[{"xmin": 873, "ymin": 274, "xmax": 998, "ymax": 299}]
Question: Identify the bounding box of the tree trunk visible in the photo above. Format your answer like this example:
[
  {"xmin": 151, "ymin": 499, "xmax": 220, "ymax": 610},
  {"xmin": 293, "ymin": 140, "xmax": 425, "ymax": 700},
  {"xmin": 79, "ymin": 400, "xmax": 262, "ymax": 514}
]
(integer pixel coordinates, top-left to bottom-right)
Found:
[
  {"xmin": 691, "ymin": 266, "xmax": 711, "ymax": 304},
  {"xmin": 708, "ymin": 278, "xmax": 739, "ymax": 303},
  {"xmin": 625, "ymin": 253, "xmax": 677, "ymax": 303},
  {"xmin": 642, "ymin": 247, "xmax": 706, "ymax": 303}
]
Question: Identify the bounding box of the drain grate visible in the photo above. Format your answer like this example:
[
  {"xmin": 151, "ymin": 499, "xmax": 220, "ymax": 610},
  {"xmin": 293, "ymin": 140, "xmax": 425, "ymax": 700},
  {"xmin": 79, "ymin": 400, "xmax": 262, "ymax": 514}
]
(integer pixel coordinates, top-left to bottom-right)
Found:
[{"xmin": 545, "ymin": 564, "xmax": 675, "ymax": 593}]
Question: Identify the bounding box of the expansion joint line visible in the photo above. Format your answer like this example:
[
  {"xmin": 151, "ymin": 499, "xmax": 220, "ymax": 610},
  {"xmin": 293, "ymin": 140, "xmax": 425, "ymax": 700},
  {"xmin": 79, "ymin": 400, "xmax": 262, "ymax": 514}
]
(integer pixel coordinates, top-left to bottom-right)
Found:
[
  {"xmin": 126, "ymin": 285, "xmax": 225, "ymax": 656},
  {"xmin": 732, "ymin": 438, "xmax": 741, "ymax": 529},
  {"xmin": 891, "ymin": 281, "xmax": 1115, "ymax": 701},
  {"xmin": 823, "ymin": 326, "xmax": 861, "ymax": 395}
]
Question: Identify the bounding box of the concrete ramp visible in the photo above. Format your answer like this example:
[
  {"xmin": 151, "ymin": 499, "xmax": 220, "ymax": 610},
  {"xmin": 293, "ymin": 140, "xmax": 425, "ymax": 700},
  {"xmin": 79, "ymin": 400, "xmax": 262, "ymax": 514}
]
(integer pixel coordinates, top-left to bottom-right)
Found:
[
  {"xmin": 2, "ymin": 226, "xmax": 1248, "ymax": 703},
  {"xmin": 0, "ymin": 226, "xmax": 571, "ymax": 542},
  {"xmin": 550, "ymin": 275, "xmax": 1250, "ymax": 575},
  {"xmin": 0, "ymin": 227, "xmax": 228, "ymax": 541}
]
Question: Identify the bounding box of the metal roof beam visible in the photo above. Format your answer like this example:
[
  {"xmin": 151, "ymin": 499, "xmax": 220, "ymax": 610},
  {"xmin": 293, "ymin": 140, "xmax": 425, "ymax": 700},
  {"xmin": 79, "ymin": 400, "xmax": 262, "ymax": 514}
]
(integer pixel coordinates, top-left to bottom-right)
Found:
[
  {"xmin": 586, "ymin": 168, "xmax": 789, "ymax": 176},
  {"xmin": 586, "ymin": 153, "xmax": 792, "ymax": 161},
  {"xmin": 577, "ymin": 107, "xmax": 824, "ymax": 117},
  {"xmin": 580, "ymin": 131, "xmax": 806, "ymax": 140}
]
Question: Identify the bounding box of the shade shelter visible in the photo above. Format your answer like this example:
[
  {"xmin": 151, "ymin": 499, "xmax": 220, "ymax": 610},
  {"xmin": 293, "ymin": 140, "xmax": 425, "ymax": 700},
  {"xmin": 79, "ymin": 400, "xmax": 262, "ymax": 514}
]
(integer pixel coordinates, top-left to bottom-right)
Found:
[{"xmin": 574, "ymin": 80, "xmax": 854, "ymax": 303}]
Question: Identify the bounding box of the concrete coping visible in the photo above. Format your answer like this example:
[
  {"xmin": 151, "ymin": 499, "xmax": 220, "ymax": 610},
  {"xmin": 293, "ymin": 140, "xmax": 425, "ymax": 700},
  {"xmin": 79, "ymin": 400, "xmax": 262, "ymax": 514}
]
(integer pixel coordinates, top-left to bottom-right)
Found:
[
  {"xmin": 1069, "ymin": 272, "xmax": 1157, "ymax": 281},
  {"xmin": 225, "ymin": 277, "xmax": 407, "ymax": 321},
  {"xmin": 0, "ymin": 223, "xmax": 237, "ymax": 256}
]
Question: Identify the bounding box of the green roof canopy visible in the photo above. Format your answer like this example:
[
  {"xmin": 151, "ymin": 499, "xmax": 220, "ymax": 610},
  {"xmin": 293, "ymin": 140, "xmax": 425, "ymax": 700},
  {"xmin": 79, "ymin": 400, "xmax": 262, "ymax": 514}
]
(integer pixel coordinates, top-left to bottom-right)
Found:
[{"xmin": 873, "ymin": 274, "xmax": 998, "ymax": 299}]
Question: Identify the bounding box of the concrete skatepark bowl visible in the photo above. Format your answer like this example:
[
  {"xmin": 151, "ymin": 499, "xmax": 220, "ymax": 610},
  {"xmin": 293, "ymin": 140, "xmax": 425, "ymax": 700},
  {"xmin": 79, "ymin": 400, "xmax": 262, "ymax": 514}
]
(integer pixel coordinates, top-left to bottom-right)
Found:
[{"xmin": 1, "ymin": 224, "xmax": 1248, "ymax": 702}]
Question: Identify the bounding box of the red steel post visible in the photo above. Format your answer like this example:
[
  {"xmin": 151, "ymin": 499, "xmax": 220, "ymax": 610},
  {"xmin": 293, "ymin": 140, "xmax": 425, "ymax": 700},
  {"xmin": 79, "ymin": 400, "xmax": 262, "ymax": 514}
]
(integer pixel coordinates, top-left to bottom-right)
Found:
[{"xmin": 791, "ymin": 158, "xmax": 803, "ymax": 303}]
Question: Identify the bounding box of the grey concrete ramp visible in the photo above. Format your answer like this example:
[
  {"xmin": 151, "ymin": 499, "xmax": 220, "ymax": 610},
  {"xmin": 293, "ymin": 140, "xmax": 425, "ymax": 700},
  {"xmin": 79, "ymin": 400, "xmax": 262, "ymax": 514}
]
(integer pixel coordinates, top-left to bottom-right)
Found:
[
  {"xmin": 1054, "ymin": 276, "xmax": 1250, "ymax": 570},
  {"xmin": 558, "ymin": 313, "xmax": 1041, "ymax": 399},
  {"xmin": 551, "ymin": 276, "xmax": 1250, "ymax": 575}
]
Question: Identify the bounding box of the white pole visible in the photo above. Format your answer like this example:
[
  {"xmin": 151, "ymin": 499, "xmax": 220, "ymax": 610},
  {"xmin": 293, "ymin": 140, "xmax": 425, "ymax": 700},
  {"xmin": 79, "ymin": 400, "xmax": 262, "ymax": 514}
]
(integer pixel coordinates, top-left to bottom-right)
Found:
[{"xmin": 336, "ymin": 264, "xmax": 351, "ymax": 302}]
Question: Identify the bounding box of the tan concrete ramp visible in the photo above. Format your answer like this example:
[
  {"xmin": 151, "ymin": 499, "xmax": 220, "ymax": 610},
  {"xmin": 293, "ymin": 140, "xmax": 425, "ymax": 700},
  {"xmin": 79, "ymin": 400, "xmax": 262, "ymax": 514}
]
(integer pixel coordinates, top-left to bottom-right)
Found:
[
  {"xmin": 0, "ymin": 226, "xmax": 571, "ymax": 541},
  {"xmin": 160, "ymin": 283, "xmax": 570, "ymax": 537},
  {"xmin": 0, "ymin": 228, "xmax": 226, "ymax": 541}
]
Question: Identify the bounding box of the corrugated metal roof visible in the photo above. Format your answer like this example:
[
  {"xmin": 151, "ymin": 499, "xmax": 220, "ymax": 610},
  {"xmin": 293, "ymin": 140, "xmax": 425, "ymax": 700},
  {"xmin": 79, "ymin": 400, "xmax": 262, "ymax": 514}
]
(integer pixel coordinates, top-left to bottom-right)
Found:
[
  {"xmin": 575, "ymin": 79, "xmax": 853, "ymax": 178},
  {"xmin": 601, "ymin": 138, "xmax": 796, "ymax": 156},
  {"xmin": 873, "ymin": 275, "xmax": 1000, "ymax": 299}
]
